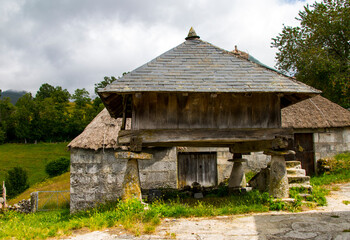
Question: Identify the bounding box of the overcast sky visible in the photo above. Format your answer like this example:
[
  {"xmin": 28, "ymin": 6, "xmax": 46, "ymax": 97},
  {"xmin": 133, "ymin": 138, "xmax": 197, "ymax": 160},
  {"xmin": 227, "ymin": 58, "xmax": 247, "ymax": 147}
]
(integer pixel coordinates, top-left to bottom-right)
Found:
[{"xmin": 0, "ymin": 0, "xmax": 314, "ymax": 97}]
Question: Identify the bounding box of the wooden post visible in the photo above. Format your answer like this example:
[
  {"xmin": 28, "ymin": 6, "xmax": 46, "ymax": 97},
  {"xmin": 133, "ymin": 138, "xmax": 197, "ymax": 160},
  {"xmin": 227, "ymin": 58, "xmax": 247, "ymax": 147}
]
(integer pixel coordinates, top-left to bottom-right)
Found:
[
  {"xmin": 264, "ymin": 150, "xmax": 295, "ymax": 198},
  {"xmin": 115, "ymin": 151, "xmax": 153, "ymax": 201}
]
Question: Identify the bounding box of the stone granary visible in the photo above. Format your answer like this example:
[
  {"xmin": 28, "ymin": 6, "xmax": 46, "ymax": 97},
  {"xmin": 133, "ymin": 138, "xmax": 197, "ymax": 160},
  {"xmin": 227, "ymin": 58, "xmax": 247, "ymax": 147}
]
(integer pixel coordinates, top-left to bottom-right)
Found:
[{"xmin": 69, "ymin": 28, "xmax": 320, "ymax": 212}]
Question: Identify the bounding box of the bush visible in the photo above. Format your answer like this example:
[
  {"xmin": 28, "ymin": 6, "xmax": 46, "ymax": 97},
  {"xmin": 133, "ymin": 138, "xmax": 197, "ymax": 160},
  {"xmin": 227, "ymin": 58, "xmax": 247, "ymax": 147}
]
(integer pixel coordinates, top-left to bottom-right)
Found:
[
  {"xmin": 5, "ymin": 167, "xmax": 29, "ymax": 198},
  {"xmin": 45, "ymin": 157, "xmax": 70, "ymax": 177}
]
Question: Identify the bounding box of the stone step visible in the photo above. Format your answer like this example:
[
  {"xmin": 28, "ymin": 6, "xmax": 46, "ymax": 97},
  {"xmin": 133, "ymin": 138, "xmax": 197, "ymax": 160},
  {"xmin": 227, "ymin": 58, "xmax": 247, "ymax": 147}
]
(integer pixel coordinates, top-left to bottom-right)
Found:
[
  {"xmin": 298, "ymin": 193, "xmax": 312, "ymax": 199},
  {"xmin": 289, "ymin": 183, "xmax": 313, "ymax": 192},
  {"xmin": 286, "ymin": 161, "xmax": 302, "ymax": 169},
  {"xmin": 287, "ymin": 168, "xmax": 306, "ymax": 176},
  {"xmin": 288, "ymin": 176, "xmax": 310, "ymax": 184}
]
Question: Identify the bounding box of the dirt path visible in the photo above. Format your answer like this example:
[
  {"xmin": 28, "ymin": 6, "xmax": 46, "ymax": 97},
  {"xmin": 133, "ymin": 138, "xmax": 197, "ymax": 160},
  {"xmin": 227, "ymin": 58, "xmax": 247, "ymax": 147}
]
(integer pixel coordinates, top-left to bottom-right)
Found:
[{"xmin": 65, "ymin": 183, "xmax": 350, "ymax": 240}]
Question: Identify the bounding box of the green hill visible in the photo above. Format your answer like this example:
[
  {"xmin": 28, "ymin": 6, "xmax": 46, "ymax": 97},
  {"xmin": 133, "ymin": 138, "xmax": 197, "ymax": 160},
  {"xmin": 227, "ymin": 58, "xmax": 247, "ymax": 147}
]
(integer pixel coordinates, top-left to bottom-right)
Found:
[
  {"xmin": 0, "ymin": 90, "xmax": 27, "ymax": 105},
  {"xmin": 0, "ymin": 142, "xmax": 70, "ymax": 187}
]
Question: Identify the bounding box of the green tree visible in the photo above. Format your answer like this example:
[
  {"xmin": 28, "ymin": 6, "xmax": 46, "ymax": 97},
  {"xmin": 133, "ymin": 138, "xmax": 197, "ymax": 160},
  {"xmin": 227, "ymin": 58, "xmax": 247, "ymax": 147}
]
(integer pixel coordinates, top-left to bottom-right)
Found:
[
  {"xmin": 0, "ymin": 90, "xmax": 16, "ymax": 143},
  {"xmin": 12, "ymin": 93, "xmax": 38, "ymax": 143},
  {"xmin": 34, "ymin": 84, "xmax": 71, "ymax": 141},
  {"xmin": 5, "ymin": 167, "xmax": 29, "ymax": 198},
  {"xmin": 94, "ymin": 73, "xmax": 129, "ymax": 94},
  {"xmin": 72, "ymin": 88, "xmax": 91, "ymax": 109},
  {"xmin": 272, "ymin": 0, "xmax": 350, "ymax": 108},
  {"xmin": 94, "ymin": 76, "xmax": 117, "ymax": 94}
]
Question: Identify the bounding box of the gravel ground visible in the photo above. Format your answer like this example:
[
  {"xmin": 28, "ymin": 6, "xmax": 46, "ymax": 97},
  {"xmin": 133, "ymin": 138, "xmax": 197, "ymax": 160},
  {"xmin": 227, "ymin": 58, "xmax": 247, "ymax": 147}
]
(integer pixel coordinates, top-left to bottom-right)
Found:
[{"xmin": 64, "ymin": 183, "xmax": 350, "ymax": 240}]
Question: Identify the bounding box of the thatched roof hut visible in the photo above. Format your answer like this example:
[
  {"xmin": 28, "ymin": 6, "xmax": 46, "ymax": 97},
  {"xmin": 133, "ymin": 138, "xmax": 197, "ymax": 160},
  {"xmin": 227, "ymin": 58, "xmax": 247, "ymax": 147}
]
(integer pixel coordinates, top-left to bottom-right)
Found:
[
  {"xmin": 69, "ymin": 95, "xmax": 350, "ymax": 151},
  {"xmin": 68, "ymin": 108, "xmax": 130, "ymax": 151},
  {"xmin": 282, "ymin": 95, "xmax": 350, "ymax": 129}
]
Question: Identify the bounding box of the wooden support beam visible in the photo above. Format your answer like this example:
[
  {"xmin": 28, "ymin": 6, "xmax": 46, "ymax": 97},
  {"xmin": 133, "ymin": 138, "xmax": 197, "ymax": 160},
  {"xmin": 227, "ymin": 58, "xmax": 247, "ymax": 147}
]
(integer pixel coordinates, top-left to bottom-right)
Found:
[
  {"xmin": 229, "ymin": 138, "xmax": 289, "ymax": 153},
  {"xmin": 118, "ymin": 128, "xmax": 293, "ymax": 148}
]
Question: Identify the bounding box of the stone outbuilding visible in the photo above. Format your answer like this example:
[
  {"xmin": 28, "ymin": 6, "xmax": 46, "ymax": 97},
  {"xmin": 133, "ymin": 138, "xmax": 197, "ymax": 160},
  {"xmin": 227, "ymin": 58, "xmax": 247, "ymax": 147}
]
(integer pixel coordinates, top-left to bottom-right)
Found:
[{"xmin": 282, "ymin": 95, "xmax": 350, "ymax": 175}]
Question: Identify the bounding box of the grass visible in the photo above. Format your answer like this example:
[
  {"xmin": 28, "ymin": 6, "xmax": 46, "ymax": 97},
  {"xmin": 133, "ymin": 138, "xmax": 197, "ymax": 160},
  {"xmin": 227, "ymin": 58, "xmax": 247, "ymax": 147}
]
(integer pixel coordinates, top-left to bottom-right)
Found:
[
  {"xmin": 0, "ymin": 192, "xmax": 274, "ymax": 239},
  {"xmin": 8, "ymin": 172, "xmax": 70, "ymax": 205},
  {"xmin": 0, "ymin": 142, "xmax": 70, "ymax": 186},
  {"xmin": 1, "ymin": 152, "xmax": 350, "ymax": 239}
]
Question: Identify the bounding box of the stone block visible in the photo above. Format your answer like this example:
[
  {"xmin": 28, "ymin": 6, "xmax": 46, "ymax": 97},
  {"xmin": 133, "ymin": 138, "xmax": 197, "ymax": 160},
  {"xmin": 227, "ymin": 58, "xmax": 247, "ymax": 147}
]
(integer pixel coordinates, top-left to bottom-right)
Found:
[
  {"xmin": 139, "ymin": 160, "xmax": 177, "ymax": 172},
  {"xmin": 194, "ymin": 193, "xmax": 203, "ymax": 199},
  {"xmin": 318, "ymin": 133, "xmax": 335, "ymax": 143},
  {"xmin": 86, "ymin": 164, "xmax": 99, "ymax": 174},
  {"xmin": 106, "ymin": 173, "xmax": 116, "ymax": 184}
]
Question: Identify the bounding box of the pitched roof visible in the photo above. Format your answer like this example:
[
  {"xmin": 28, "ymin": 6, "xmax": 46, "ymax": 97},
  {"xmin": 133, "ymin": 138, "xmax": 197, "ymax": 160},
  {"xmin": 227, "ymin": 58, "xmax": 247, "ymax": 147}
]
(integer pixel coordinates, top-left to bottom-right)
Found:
[
  {"xmin": 282, "ymin": 95, "xmax": 350, "ymax": 129},
  {"xmin": 99, "ymin": 39, "xmax": 319, "ymax": 94},
  {"xmin": 98, "ymin": 29, "xmax": 320, "ymax": 118}
]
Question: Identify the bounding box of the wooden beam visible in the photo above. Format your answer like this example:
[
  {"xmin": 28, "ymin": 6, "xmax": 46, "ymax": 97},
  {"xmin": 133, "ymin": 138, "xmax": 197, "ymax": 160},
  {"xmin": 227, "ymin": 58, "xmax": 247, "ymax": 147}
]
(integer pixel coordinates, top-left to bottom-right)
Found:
[
  {"xmin": 118, "ymin": 128, "xmax": 293, "ymax": 147},
  {"xmin": 229, "ymin": 138, "xmax": 289, "ymax": 153}
]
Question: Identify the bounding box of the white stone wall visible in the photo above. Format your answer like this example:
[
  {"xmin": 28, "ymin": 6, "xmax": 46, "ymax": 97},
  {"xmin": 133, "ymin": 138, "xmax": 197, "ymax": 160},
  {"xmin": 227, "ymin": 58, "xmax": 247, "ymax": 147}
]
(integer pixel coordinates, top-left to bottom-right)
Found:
[{"xmin": 314, "ymin": 127, "xmax": 350, "ymax": 160}]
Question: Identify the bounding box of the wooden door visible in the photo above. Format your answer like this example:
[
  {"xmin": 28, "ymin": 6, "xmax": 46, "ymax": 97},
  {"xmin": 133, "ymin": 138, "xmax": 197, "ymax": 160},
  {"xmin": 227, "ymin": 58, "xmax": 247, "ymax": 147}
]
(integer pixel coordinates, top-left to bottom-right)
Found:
[
  {"xmin": 294, "ymin": 133, "xmax": 315, "ymax": 175},
  {"xmin": 178, "ymin": 152, "xmax": 217, "ymax": 188}
]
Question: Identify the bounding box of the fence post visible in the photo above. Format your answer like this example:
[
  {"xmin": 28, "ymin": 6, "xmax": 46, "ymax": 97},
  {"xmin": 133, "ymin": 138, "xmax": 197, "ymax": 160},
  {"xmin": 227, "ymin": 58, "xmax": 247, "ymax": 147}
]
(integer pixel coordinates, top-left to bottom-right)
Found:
[
  {"xmin": 30, "ymin": 192, "xmax": 38, "ymax": 213},
  {"xmin": 2, "ymin": 181, "xmax": 6, "ymax": 209}
]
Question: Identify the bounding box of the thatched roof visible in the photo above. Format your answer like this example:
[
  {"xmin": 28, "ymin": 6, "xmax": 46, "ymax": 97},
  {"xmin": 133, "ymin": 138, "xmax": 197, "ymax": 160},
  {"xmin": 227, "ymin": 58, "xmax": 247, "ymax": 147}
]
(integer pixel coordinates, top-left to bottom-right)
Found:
[
  {"xmin": 69, "ymin": 96, "xmax": 350, "ymax": 150},
  {"xmin": 68, "ymin": 108, "xmax": 130, "ymax": 151},
  {"xmin": 282, "ymin": 95, "xmax": 350, "ymax": 129}
]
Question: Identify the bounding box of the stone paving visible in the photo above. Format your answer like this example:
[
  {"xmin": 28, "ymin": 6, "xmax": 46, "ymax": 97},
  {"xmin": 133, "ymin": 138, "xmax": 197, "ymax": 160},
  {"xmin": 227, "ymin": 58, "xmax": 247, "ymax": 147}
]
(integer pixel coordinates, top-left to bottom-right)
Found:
[{"xmin": 65, "ymin": 183, "xmax": 350, "ymax": 240}]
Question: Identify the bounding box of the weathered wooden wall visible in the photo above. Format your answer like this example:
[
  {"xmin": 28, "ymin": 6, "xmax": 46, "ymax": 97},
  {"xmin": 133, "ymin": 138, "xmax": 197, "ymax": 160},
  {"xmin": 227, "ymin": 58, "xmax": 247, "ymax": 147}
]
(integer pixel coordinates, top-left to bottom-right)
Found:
[{"xmin": 132, "ymin": 92, "xmax": 281, "ymax": 130}]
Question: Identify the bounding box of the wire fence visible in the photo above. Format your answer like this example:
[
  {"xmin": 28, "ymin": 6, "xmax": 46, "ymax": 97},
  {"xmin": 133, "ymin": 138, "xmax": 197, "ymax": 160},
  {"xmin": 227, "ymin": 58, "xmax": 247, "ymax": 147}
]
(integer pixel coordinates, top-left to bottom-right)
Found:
[{"xmin": 32, "ymin": 191, "xmax": 70, "ymax": 211}]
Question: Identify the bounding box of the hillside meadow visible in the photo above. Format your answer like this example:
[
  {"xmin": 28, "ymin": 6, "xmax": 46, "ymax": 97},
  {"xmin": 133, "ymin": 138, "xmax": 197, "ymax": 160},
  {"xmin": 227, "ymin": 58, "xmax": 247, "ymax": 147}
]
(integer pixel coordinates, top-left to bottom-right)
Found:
[{"xmin": 0, "ymin": 142, "xmax": 70, "ymax": 186}]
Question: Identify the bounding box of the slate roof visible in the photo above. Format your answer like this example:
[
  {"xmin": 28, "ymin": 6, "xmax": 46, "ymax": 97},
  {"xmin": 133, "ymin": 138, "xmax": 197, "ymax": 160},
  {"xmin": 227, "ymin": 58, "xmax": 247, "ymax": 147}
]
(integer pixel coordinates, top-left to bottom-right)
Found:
[
  {"xmin": 98, "ymin": 29, "xmax": 320, "ymax": 117},
  {"xmin": 99, "ymin": 40, "xmax": 319, "ymax": 94}
]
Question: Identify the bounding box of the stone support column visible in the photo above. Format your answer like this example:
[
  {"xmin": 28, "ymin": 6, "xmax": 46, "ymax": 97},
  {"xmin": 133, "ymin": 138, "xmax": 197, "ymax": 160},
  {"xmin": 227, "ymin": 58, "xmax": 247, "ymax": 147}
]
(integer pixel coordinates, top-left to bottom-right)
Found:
[
  {"xmin": 264, "ymin": 150, "xmax": 295, "ymax": 198},
  {"xmin": 115, "ymin": 151, "xmax": 153, "ymax": 201},
  {"xmin": 228, "ymin": 153, "xmax": 247, "ymax": 190}
]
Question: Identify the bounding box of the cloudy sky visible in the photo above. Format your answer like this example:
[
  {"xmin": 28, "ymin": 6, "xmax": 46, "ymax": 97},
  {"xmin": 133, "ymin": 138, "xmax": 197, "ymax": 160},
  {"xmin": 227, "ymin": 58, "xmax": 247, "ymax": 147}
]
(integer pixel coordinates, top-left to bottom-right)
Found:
[{"xmin": 0, "ymin": 0, "xmax": 314, "ymax": 97}]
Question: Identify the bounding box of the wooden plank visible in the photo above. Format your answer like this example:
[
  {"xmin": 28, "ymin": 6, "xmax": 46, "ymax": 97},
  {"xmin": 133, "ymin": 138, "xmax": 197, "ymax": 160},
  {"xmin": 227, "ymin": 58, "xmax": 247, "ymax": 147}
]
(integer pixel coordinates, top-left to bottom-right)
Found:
[
  {"xmin": 167, "ymin": 93, "xmax": 178, "ymax": 128},
  {"xmin": 118, "ymin": 128, "xmax": 293, "ymax": 147}
]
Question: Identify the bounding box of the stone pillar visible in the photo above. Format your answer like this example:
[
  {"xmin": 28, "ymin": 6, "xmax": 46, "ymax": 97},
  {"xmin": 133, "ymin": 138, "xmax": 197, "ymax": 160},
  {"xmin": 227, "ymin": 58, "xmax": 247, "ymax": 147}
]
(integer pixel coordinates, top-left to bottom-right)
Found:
[
  {"xmin": 115, "ymin": 151, "xmax": 153, "ymax": 201},
  {"xmin": 122, "ymin": 159, "xmax": 142, "ymax": 201},
  {"xmin": 228, "ymin": 153, "xmax": 247, "ymax": 190},
  {"xmin": 264, "ymin": 150, "xmax": 295, "ymax": 198}
]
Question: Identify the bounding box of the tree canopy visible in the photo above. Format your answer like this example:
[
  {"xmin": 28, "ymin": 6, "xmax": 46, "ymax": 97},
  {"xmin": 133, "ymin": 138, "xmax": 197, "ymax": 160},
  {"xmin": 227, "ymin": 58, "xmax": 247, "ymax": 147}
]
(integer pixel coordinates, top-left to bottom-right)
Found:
[{"xmin": 272, "ymin": 0, "xmax": 349, "ymax": 108}]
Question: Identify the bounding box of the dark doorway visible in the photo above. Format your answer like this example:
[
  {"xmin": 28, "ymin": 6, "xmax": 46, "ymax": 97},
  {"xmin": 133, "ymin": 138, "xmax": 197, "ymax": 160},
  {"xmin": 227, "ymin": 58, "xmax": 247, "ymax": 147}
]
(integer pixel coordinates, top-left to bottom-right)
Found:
[
  {"xmin": 178, "ymin": 152, "xmax": 217, "ymax": 188},
  {"xmin": 294, "ymin": 133, "xmax": 315, "ymax": 175}
]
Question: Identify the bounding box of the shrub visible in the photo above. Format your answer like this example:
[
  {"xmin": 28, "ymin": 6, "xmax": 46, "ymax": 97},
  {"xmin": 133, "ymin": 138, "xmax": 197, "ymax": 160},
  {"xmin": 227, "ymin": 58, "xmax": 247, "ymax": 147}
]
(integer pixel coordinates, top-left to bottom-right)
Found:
[
  {"xmin": 5, "ymin": 167, "xmax": 29, "ymax": 198},
  {"xmin": 45, "ymin": 157, "xmax": 70, "ymax": 177}
]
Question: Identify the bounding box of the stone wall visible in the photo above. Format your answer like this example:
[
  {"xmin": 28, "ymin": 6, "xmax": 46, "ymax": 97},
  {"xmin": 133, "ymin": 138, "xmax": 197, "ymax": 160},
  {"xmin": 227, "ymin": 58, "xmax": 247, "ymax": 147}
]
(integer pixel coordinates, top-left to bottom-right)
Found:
[
  {"xmin": 70, "ymin": 147, "xmax": 176, "ymax": 212},
  {"xmin": 243, "ymin": 152, "xmax": 271, "ymax": 173},
  {"xmin": 314, "ymin": 127, "xmax": 350, "ymax": 160}
]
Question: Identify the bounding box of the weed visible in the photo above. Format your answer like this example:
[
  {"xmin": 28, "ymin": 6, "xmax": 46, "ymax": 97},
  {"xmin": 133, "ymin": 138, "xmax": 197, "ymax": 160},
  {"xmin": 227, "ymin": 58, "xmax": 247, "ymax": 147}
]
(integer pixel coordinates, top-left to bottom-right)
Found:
[{"xmin": 343, "ymin": 200, "xmax": 350, "ymax": 205}]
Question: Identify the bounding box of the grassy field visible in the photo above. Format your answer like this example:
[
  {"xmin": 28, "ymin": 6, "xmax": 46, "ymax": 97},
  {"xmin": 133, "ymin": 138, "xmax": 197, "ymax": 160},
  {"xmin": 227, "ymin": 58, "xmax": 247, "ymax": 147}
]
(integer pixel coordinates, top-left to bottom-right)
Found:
[
  {"xmin": 8, "ymin": 172, "xmax": 70, "ymax": 205},
  {"xmin": 0, "ymin": 142, "xmax": 70, "ymax": 186}
]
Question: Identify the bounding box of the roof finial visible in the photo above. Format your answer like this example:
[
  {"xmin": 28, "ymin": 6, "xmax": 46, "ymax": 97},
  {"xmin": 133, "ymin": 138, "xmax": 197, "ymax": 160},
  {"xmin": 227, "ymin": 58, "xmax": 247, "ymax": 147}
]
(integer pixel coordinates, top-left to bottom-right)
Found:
[{"xmin": 185, "ymin": 27, "xmax": 200, "ymax": 40}]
